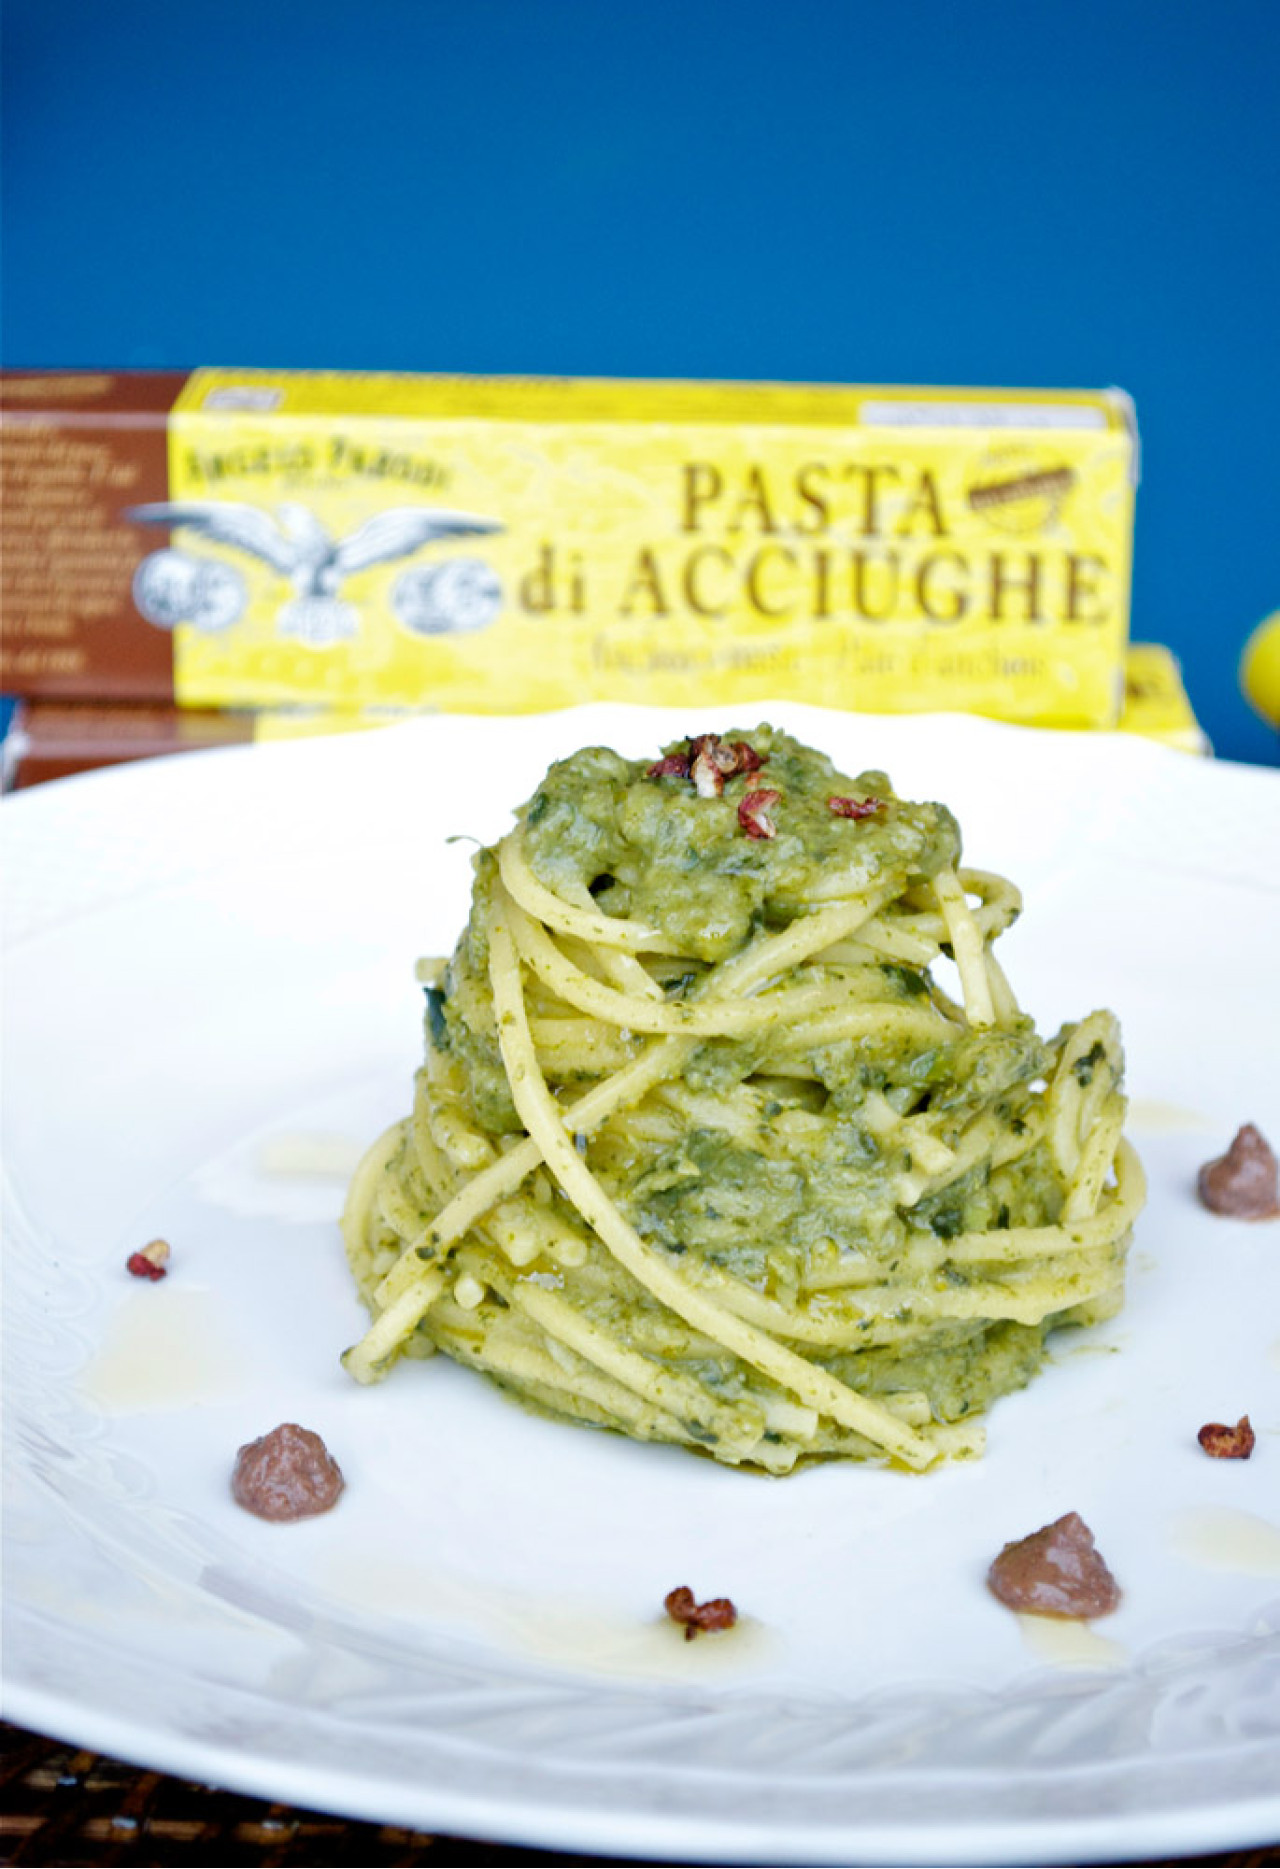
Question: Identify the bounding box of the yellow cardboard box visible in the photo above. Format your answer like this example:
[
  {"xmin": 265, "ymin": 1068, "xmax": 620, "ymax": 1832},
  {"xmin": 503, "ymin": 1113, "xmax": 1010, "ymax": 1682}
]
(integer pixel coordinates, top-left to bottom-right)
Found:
[
  {"xmin": 149, "ymin": 371, "xmax": 1138, "ymax": 726},
  {"xmin": 253, "ymin": 646, "xmax": 1204, "ymax": 757},
  {"xmin": 1119, "ymin": 642, "xmax": 1209, "ymax": 752},
  {"xmin": 2, "ymin": 640, "xmax": 1199, "ymax": 793}
]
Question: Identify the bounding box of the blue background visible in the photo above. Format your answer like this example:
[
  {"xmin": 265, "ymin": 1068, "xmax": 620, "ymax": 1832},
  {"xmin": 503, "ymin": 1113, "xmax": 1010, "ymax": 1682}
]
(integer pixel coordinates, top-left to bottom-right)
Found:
[{"xmin": 4, "ymin": 0, "xmax": 1278, "ymax": 764}]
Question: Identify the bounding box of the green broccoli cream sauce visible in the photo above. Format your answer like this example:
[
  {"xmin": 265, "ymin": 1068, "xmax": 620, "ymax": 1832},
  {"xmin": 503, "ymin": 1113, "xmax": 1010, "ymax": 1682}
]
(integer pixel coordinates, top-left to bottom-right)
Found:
[
  {"xmin": 520, "ymin": 724, "xmax": 960, "ymax": 961},
  {"xmin": 433, "ymin": 726, "xmax": 1095, "ymax": 1455}
]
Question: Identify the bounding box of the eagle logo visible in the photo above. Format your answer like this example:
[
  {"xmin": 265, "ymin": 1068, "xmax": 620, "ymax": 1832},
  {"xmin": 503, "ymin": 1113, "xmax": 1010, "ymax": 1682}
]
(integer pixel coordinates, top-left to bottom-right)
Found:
[{"xmin": 126, "ymin": 500, "xmax": 503, "ymax": 644}]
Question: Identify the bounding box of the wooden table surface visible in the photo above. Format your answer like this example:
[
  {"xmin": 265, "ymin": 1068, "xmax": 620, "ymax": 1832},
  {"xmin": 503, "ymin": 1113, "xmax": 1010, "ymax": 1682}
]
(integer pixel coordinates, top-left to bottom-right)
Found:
[{"xmin": 3, "ymin": 1723, "xmax": 1277, "ymax": 1868}]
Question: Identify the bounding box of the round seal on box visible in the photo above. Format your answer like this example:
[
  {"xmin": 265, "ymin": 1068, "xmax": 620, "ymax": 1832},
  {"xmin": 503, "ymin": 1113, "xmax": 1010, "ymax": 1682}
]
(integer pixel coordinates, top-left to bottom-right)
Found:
[
  {"xmin": 133, "ymin": 549, "xmax": 200, "ymax": 629},
  {"xmin": 188, "ymin": 558, "xmax": 247, "ymax": 632},
  {"xmin": 133, "ymin": 549, "xmax": 245, "ymax": 632},
  {"xmin": 394, "ymin": 558, "xmax": 502, "ymax": 636}
]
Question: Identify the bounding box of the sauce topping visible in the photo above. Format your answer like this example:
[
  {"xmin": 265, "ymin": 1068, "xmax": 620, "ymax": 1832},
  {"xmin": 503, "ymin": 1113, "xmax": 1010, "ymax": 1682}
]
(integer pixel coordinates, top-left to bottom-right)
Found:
[
  {"xmin": 1198, "ymin": 1415, "xmax": 1256, "ymax": 1459},
  {"xmin": 664, "ymin": 1585, "xmax": 738, "ymax": 1640},
  {"xmin": 987, "ymin": 1511, "xmax": 1121, "ymax": 1620},
  {"xmin": 126, "ymin": 1238, "xmax": 170, "ymax": 1281},
  {"xmin": 231, "ymin": 1423, "xmax": 344, "ymax": 1522}
]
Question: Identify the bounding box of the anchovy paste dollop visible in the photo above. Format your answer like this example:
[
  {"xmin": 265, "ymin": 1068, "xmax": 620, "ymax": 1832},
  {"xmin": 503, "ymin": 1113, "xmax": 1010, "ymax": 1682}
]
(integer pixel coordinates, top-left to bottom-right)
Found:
[
  {"xmin": 987, "ymin": 1510, "xmax": 1121, "ymax": 1619},
  {"xmin": 1197, "ymin": 1124, "xmax": 1280, "ymax": 1219},
  {"xmin": 231, "ymin": 1423, "xmax": 344, "ymax": 1522}
]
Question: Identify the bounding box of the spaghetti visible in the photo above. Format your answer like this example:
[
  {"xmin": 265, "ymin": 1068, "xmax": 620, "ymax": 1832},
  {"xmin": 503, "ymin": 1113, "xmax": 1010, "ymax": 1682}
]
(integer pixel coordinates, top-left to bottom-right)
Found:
[{"xmin": 341, "ymin": 727, "xmax": 1143, "ymax": 1472}]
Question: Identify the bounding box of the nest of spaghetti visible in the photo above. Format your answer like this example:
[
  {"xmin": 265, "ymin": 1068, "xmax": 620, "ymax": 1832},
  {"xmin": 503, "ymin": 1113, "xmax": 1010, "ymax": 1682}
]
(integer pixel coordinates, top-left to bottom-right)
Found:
[{"xmin": 342, "ymin": 726, "xmax": 1143, "ymax": 1473}]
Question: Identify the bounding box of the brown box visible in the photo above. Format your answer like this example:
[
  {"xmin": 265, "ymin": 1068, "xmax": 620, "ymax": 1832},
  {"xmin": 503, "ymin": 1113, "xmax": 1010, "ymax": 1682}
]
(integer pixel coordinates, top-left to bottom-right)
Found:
[
  {"xmin": 3, "ymin": 698, "xmax": 253, "ymax": 787},
  {"xmin": 1, "ymin": 372, "xmax": 190, "ymax": 698}
]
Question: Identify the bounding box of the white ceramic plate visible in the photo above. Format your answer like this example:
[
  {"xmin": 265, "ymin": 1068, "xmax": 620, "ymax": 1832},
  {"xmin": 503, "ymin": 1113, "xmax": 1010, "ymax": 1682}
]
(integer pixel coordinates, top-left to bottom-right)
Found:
[{"xmin": 3, "ymin": 704, "xmax": 1279, "ymax": 1867}]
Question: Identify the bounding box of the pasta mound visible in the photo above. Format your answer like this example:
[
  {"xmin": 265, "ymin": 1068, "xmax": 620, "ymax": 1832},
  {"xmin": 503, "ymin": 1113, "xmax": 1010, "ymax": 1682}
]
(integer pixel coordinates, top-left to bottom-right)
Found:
[{"xmin": 341, "ymin": 727, "xmax": 1143, "ymax": 1471}]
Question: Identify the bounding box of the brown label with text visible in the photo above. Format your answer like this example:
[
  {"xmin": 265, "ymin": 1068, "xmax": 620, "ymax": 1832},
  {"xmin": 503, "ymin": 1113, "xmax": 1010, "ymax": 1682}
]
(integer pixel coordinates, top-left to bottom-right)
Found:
[{"xmin": 0, "ymin": 373, "xmax": 188, "ymax": 698}]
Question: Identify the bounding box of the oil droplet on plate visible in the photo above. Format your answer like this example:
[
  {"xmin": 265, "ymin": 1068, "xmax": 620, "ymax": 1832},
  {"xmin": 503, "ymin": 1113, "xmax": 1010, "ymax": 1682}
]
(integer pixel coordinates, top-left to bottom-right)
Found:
[
  {"xmin": 1016, "ymin": 1614, "xmax": 1128, "ymax": 1670},
  {"xmin": 79, "ymin": 1288, "xmax": 245, "ymax": 1413},
  {"xmin": 1170, "ymin": 1508, "xmax": 1280, "ymax": 1576},
  {"xmin": 1126, "ymin": 1099, "xmax": 1210, "ymax": 1134},
  {"xmin": 257, "ymin": 1133, "xmax": 366, "ymax": 1178},
  {"xmin": 515, "ymin": 1603, "xmax": 770, "ymax": 1680},
  {"xmin": 319, "ymin": 1553, "xmax": 770, "ymax": 1681}
]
